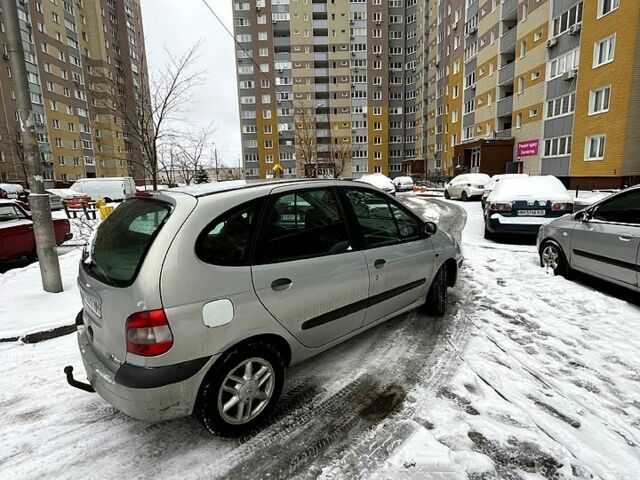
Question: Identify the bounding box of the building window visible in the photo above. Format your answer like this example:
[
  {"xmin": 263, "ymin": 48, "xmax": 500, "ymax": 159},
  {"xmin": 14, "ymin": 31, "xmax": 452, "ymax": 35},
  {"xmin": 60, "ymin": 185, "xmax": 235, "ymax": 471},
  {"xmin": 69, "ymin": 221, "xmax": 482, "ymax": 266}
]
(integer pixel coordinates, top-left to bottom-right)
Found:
[
  {"xmin": 517, "ymin": 77, "xmax": 524, "ymax": 94},
  {"xmin": 589, "ymin": 86, "xmax": 611, "ymax": 115},
  {"xmin": 544, "ymin": 136, "xmax": 572, "ymax": 157},
  {"xmin": 515, "ymin": 113, "xmax": 522, "ymax": 129},
  {"xmin": 548, "ymin": 49, "xmax": 580, "ymax": 79},
  {"xmin": 593, "ymin": 35, "xmax": 616, "ymax": 68},
  {"xmin": 520, "ymin": 40, "xmax": 526, "ymax": 58},
  {"xmin": 546, "ymin": 93, "xmax": 576, "ymax": 118},
  {"xmin": 585, "ymin": 135, "xmax": 606, "ymax": 160},
  {"xmin": 598, "ymin": 0, "xmax": 619, "ymax": 18},
  {"xmin": 264, "ymin": 140, "xmax": 273, "ymax": 148},
  {"xmin": 552, "ymin": 2, "xmax": 583, "ymax": 37}
]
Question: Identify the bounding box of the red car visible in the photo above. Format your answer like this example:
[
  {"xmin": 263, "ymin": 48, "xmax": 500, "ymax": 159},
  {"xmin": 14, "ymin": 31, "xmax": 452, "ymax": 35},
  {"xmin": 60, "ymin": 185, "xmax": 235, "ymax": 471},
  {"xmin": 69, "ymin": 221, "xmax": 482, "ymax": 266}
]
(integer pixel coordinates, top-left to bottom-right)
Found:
[{"xmin": 0, "ymin": 200, "xmax": 72, "ymax": 261}]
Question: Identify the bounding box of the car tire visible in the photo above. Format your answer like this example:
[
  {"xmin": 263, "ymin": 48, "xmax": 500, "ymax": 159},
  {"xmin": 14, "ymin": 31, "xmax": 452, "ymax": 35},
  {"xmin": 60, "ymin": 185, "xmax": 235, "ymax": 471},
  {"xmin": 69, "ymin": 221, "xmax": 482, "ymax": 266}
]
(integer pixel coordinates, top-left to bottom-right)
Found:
[
  {"xmin": 424, "ymin": 266, "xmax": 448, "ymax": 316},
  {"xmin": 195, "ymin": 341, "xmax": 285, "ymax": 437},
  {"xmin": 483, "ymin": 225, "xmax": 494, "ymax": 241},
  {"xmin": 540, "ymin": 241, "xmax": 570, "ymax": 278},
  {"xmin": 461, "ymin": 191, "xmax": 468, "ymax": 202},
  {"xmin": 444, "ymin": 190, "xmax": 451, "ymax": 199}
]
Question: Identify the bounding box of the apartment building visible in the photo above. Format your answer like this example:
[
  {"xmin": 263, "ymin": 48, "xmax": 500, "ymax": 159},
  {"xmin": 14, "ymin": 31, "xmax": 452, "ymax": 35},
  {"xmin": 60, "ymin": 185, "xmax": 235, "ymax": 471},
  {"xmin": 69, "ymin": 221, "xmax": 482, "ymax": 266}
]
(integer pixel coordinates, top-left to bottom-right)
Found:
[
  {"xmin": 233, "ymin": 0, "xmax": 424, "ymax": 180},
  {"xmin": 0, "ymin": 0, "xmax": 149, "ymax": 186},
  {"xmin": 234, "ymin": 0, "xmax": 639, "ymax": 187}
]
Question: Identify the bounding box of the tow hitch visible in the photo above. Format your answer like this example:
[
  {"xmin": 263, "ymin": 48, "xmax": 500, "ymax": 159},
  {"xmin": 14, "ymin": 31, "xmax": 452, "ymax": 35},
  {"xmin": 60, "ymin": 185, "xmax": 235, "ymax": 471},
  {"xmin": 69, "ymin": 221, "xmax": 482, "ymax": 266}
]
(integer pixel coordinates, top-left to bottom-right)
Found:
[{"xmin": 64, "ymin": 365, "xmax": 95, "ymax": 393}]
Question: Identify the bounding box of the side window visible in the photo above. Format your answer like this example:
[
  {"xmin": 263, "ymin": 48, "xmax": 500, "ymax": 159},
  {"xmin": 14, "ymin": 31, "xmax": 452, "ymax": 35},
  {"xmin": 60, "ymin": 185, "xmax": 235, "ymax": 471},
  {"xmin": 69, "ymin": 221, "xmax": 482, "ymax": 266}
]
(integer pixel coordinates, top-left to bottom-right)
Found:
[
  {"xmin": 196, "ymin": 201, "xmax": 260, "ymax": 266},
  {"xmin": 344, "ymin": 189, "xmax": 401, "ymax": 248},
  {"xmin": 257, "ymin": 188, "xmax": 350, "ymax": 264},
  {"xmin": 0, "ymin": 205, "xmax": 18, "ymax": 222},
  {"xmin": 593, "ymin": 191, "xmax": 640, "ymax": 225}
]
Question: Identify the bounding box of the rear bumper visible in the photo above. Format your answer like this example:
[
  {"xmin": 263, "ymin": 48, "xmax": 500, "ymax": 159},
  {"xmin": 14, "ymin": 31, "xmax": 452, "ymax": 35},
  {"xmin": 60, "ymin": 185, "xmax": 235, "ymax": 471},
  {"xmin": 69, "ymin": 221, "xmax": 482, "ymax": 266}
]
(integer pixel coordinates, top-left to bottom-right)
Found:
[
  {"xmin": 76, "ymin": 323, "xmax": 218, "ymax": 421},
  {"xmin": 486, "ymin": 214, "xmax": 550, "ymax": 235},
  {"xmin": 465, "ymin": 187, "xmax": 484, "ymax": 198}
]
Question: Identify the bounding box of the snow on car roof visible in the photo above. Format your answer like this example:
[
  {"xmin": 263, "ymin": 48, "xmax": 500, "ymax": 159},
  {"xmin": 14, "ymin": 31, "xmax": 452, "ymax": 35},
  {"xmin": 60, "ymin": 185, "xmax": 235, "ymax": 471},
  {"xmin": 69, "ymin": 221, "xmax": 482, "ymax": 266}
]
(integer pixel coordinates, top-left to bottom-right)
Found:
[
  {"xmin": 486, "ymin": 174, "xmax": 529, "ymax": 189},
  {"xmin": 0, "ymin": 183, "xmax": 24, "ymax": 193},
  {"xmin": 489, "ymin": 176, "xmax": 571, "ymax": 202}
]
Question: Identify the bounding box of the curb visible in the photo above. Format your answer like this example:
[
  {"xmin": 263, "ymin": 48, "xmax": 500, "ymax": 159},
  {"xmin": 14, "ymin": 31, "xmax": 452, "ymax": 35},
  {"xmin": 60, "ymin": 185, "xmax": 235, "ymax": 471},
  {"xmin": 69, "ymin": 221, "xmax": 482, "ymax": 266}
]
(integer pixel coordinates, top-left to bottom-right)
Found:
[{"xmin": 0, "ymin": 324, "xmax": 77, "ymax": 344}]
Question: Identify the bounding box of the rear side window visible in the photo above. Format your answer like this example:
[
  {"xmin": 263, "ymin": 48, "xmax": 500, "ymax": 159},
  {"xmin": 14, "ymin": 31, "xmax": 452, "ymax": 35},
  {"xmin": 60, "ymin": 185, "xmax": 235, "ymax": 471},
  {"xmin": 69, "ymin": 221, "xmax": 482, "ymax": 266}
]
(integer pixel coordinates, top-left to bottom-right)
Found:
[
  {"xmin": 196, "ymin": 200, "xmax": 262, "ymax": 266},
  {"xmin": 84, "ymin": 199, "xmax": 170, "ymax": 287},
  {"xmin": 256, "ymin": 188, "xmax": 351, "ymax": 264},
  {"xmin": 0, "ymin": 205, "xmax": 24, "ymax": 221}
]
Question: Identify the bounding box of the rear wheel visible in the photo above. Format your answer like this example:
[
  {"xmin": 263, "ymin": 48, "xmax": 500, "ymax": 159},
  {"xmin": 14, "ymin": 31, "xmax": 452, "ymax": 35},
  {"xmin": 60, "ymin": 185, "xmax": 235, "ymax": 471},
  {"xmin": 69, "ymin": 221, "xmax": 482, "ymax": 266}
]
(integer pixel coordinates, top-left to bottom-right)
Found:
[
  {"xmin": 195, "ymin": 342, "xmax": 285, "ymax": 437},
  {"xmin": 424, "ymin": 266, "xmax": 448, "ymax": 316},
  {"xmin": 444, "ymin": 190, "xmax": 451, "ymax": 199},
  {"xmin": 540, "ymin": 241, "xmax": 570, "ymax": 277},
  {"xmin": 461, "ymin": 191, "xmax": 468, "ymax": 202}
]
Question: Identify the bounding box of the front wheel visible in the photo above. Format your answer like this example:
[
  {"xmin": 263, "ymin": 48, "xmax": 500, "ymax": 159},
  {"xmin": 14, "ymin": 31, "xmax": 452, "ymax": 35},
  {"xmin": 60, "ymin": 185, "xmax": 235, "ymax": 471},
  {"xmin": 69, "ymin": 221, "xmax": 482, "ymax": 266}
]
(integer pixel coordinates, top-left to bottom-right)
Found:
[
  {"xmin": 195, "ymin": 342, "xmax": 285, "ymax": 437},
  {"xmin": 424, "ymin": 266, "xmax": 448, "ymax": 316},
  {"xmin": 540, "ymin": 241, "xmax": 570, "ymax": 277},
  {"xmin": 444, "ymin": 190, "xmax": 451, "ymax": 199},
  {"xmin": 461, "ymin": 191, "xmax": 468, "ymax": 202}
]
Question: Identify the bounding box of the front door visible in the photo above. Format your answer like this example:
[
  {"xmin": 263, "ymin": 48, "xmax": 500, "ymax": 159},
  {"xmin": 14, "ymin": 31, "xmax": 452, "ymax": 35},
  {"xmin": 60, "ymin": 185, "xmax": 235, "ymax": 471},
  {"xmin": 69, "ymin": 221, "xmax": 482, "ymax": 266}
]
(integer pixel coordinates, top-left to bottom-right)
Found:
[
  {"xmin": 341, "ymin": 188, "xmax": 435, "ymax": 326},
  {"xmin": 571, "ymin": 189, "xmax": 640, "ymax": 287},
  {"xmin": 251, "ymin": 186, "xmax": 369, "ymax": 348},
  {"xmin": 0, "ymin": 204, "xmax": 33, "ymax": 259}
]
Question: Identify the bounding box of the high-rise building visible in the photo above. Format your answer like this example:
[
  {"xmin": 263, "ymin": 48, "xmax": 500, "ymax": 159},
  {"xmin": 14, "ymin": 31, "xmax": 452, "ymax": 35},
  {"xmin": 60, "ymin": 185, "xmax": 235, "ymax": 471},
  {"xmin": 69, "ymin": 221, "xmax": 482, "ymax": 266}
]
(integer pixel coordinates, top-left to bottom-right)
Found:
[
  {"xmin": 0, "ymin": 0, "xmax": 149, "ymax": 186},
  {"xmin": 233, "ymin": 0, "xmax": 640, "ymax": 188}
]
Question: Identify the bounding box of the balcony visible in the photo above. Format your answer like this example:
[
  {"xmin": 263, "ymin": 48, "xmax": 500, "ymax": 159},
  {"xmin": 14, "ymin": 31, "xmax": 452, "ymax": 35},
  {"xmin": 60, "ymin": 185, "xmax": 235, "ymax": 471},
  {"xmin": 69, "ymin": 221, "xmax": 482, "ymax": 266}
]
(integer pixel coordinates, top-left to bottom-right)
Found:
[
  {"xmin": 501, "ymin": 0, "xmax": 517, "ymax": 21},
  {"xmin": 498, "ymin": 61, "xmax": 515, "ymax": 85},
  {"xmin": 495, "ymin": 128, "xmax": 512, "ymax": 138},
  {"xmin": 500, "ymin": 26, "xmax": 516, "ymax": 53},
  {"xmin": 496, "ymin": 95, "xmax": 513, "ymax": 118}
]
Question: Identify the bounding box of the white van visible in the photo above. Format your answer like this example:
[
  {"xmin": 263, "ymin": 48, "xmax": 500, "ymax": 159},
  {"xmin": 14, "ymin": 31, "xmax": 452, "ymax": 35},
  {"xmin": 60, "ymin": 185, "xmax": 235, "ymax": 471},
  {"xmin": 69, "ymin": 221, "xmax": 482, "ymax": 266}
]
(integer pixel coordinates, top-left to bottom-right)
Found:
[{"xmin": 70, "ymin": 177, "xmax": 136, "ymax": 202}]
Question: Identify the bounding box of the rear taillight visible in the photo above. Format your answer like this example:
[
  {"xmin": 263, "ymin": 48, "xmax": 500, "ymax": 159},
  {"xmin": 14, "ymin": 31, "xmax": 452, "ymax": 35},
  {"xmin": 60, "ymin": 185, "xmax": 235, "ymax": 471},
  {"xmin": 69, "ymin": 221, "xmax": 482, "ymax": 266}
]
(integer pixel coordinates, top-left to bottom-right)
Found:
[
  {"xmin": 0, "ymin": 190, "xmax": 6, "ymax": 199},
  {"xmin": 489, "ymin": 202, "xmax": 512, "ymax": 212},
  {"xmin": 125, "ymin": 309, "xmax": 173, "ymax": 356},
  {"xmin": 552, "ymin": 202, "xmax": 573, "ymax": 211}
]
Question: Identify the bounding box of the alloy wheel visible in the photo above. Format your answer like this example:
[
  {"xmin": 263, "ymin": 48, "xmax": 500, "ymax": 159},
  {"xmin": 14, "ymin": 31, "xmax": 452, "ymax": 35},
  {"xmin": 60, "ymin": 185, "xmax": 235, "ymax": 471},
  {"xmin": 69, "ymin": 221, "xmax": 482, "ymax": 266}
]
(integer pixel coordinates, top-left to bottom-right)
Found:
[
  {"xmin": 542, "ymin": 245, "xmax": 560, "ymax": 271},
  {"xmin": 217, "ymin": 357, "xmax": 275, "ymax": 425}
]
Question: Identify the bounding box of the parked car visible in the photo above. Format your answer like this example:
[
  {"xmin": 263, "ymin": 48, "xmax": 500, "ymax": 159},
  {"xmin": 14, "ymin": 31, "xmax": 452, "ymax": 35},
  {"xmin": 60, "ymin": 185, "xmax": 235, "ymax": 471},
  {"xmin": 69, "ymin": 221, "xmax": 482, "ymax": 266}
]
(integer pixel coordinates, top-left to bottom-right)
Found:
[
  {"xmin": 481, "ymin": 174, "xmax": 529, "ymax": 208},
  {"xmin": 0, "ymin": 200, "xmax": 72, "ymax": 261},
  {"xmin": 444, "ymin": 173, "xmax": 491, "ymax": 201},
  {"xmin": 392, "ymin": 176, "xmax": 414, "ymax": 192},
  {"xmin": 537, "ymin": 185, "xmax": 639, "ymax": 292},
  {"xmin": 0, "ymin": 183, "xmax": 28, "ymax": 202},
  {"xmin": 69, "ymin": 177, "xmax": 136, "ymax": 202},
  {"xmin": 355, "ymin": 173, "xmax": 396, "ymax": 195},
  {"xmin": 484, "ymin": 176, "xmax": 573, "ymax": 239},
  {"xmin": 45, "ymin": 190, "xmax": 64, "ymax": 211},
  {"xmin": 66, "ymin": 180, "xmax": 462, "ymax": 436}
]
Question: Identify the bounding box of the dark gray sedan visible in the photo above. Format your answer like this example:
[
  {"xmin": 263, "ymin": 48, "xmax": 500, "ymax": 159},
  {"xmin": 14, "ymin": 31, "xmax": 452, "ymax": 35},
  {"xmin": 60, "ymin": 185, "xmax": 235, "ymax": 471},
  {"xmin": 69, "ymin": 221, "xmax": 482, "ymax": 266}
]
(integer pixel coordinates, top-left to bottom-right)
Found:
[{"xmin": 537, "ymin": 185, "xmax": 640, "ymax": 292}]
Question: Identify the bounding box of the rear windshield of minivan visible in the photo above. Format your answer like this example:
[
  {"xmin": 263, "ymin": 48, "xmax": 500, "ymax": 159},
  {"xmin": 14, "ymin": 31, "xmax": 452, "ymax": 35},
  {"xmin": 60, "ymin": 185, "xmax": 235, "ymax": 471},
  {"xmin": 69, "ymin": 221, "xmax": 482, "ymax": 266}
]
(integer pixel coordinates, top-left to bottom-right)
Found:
[{"xmin": 83, "ymin": 198, "xmax": 171, "ymax": 287}]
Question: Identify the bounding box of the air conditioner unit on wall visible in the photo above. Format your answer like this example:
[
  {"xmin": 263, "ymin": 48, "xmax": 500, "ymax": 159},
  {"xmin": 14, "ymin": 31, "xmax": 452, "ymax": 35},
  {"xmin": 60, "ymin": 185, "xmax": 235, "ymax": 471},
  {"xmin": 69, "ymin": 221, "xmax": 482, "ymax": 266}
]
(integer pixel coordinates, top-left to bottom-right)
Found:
[
  {"xmin": 546, "ymin": 37, "xmax": 558, "ymax": 48},
  {"xmin": 562, "ymin": 69, "xmax": 578, "ymax": 81},
  {"xmin": 569, "ymin": 24, "xmax": 581, "ymax": 35}
]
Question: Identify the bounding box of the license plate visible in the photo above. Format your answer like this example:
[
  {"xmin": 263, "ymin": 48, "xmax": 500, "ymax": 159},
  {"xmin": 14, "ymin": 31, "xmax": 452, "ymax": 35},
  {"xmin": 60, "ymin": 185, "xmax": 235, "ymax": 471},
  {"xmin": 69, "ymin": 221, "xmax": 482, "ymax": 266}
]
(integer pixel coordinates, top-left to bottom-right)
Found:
[
  {"xmin": 517, "ymin": 210, "xmax": 545, "ymax": 216},
  {"xmin": 80, "ymin": 287, "xmax": 102, "ymax": 318}
]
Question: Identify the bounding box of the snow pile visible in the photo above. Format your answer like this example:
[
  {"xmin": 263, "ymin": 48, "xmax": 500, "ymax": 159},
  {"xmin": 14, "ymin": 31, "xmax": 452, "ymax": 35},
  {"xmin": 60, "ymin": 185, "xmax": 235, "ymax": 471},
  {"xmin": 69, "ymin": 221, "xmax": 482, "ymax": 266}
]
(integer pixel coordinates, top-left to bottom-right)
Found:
[{"xmin": 0, "ymin": 250, "xmax": 82, "ymax": 339}]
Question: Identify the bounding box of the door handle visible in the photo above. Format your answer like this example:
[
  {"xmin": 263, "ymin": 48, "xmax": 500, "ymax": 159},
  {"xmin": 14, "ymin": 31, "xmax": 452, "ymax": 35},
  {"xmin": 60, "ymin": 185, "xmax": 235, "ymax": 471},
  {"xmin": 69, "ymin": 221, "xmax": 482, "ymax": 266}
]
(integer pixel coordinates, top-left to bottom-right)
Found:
[
  {"xmin": 619, "ymin": 234, "xmax": 633, "ymax": 242},
  {"xmin": 374, "ymin": 259, "xmax": 386, "ymax": 269},
  {"xmin": 271, "ymin": 278, "xmax": 293, "ymax": 291}
]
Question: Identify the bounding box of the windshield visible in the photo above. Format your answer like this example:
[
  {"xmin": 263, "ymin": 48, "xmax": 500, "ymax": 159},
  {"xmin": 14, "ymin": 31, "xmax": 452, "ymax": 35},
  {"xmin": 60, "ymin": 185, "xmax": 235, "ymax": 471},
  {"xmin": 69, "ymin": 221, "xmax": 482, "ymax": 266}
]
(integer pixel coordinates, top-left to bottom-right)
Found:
[{"xmin": 83, "ymin": 198, "xmax": 171, "ymax": 287}]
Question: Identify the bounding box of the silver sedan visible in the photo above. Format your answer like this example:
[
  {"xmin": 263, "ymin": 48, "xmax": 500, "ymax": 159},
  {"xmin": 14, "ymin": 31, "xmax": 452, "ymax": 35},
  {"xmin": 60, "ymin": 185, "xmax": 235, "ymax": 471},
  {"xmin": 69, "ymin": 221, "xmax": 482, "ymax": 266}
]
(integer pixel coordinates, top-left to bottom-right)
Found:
[{"xmin": 537, "ymin": 185, "xmax": 640, "ymax": 292}]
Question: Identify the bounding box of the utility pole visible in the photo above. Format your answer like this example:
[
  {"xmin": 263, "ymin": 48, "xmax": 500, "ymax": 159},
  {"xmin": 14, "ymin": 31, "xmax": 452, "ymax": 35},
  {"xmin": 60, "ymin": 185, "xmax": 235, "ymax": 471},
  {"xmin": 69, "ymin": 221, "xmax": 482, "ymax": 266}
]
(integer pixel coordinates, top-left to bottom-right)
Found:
[
  {"xmin": 214, "ymin": 148, "xmax": 219, "ymax": 181},
  {"xmin": 3, "ymin": 0, "xmax": 63, "ymax": 293}
]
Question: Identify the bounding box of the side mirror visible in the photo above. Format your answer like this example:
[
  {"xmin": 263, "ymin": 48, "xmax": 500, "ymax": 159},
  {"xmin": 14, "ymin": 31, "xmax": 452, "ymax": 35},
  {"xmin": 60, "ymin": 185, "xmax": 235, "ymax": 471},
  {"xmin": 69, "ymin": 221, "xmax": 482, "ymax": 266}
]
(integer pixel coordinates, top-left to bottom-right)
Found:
[
  {"xmin": 574, "ymin": 211, "xmax": 590, "ymax": 222},
  {"xmin": 424, "ymin": 221, "xmax": 437, "ymax": 237}
]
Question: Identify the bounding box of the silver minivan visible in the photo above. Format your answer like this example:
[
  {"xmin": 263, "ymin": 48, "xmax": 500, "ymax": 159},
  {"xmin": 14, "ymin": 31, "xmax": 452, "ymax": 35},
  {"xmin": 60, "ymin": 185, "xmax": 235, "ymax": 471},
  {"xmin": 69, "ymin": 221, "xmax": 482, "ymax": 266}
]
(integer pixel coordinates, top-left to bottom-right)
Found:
[
  {"xmin": 537, "ymin": 185, "xmax": 639, "ymax": 291},
  {"xmin": 67, "ymin": 180, "xmax": 462, "ymax": 436}
]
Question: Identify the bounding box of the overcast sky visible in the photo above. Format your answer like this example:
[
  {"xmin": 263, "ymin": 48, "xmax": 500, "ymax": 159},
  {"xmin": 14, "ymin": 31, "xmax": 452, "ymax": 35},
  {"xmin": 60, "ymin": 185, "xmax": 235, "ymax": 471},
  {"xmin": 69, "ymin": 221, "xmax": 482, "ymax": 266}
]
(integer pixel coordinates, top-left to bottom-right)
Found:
[{"xmin": 139, "ymin": 0, "xmax": 241, "ymax": 167}]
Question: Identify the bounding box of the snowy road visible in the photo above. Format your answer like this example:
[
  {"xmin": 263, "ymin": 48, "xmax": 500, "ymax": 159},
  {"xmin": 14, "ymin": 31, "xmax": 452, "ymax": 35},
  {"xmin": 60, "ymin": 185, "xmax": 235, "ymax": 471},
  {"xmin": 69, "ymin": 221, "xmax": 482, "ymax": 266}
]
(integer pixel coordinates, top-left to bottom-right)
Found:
[{"xmin": 1, "ymin": 195, "xmax": 640, "ymax": 479}]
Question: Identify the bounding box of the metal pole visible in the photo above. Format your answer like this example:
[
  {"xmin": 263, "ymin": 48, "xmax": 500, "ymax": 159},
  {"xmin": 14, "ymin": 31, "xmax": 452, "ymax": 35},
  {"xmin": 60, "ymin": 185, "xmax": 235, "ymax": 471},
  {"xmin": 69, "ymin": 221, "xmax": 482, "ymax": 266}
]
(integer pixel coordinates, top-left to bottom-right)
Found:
[
  {"xmin": 214, "ymin": 148, "xmax": 219, "ymax": 181},
  {"xmin": 3, "ymin": 0, "xmax": 63, "ymax": 292}
]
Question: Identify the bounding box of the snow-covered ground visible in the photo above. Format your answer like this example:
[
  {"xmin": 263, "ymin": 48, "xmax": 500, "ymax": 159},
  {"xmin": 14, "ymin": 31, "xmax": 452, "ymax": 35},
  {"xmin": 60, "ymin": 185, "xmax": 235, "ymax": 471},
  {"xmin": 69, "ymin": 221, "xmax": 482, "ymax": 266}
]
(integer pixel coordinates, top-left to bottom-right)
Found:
[{"xmin": 1, "ymin": 195, "xmax": 639, "ymax": 479}]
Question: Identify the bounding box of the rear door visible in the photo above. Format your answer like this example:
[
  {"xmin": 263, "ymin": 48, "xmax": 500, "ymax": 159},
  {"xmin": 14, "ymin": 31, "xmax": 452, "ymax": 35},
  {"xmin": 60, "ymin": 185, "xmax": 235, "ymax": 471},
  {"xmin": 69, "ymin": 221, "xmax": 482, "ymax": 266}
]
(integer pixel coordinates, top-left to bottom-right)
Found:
[
  {"xmin": 251, "ymin": 186, "xmax": 369, "ymax": 348},
  {"xmin": 341, "ymin": 187, "xmax": 435, "ymax": 327},
  {"xmin": 571, "ymin": 189, "xmax": 640, "ymax": 287}
]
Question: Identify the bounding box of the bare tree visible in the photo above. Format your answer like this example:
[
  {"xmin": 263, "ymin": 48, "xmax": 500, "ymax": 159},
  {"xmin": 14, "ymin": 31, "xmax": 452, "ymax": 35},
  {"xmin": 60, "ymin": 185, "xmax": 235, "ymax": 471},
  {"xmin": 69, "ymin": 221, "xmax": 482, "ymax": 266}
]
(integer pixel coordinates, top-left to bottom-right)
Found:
[
  {"xmin": 173, "ymin": 127, "xmax": 214, "ymax": 185},
  {"xmin": 293, "ymin": 107, "xmax": 317, "ymax": 178},
  {"xmin": 327, "ymin": 139, "xmax": 353, "ymax": 179},
  {"xmin": 94, "ymin": 41, "xmax": 205, "ymax": 188}
]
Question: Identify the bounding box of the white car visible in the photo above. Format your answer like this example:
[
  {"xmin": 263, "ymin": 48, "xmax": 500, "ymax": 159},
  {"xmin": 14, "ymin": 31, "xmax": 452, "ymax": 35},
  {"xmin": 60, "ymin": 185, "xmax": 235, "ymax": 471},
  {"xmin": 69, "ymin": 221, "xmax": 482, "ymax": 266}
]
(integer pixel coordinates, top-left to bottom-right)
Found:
[
  {"xmin": 481, "ymin": 174, "xmax": 529, "ymax": 207},
  {"xmin": 355, "ymin": 173, "xmax": 396, "ymax": 195},
  {"xmin": 70, "ymin": 177, "xmax": 136, "ymax": 202},
  {"xmin": 444, "ymin": 173, "xmax": 490, "ymax": 201},
  {"xmin": 392, "ymin": 176, "xmax": 414, "ymax": 192}
]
